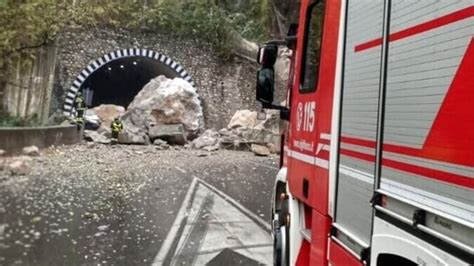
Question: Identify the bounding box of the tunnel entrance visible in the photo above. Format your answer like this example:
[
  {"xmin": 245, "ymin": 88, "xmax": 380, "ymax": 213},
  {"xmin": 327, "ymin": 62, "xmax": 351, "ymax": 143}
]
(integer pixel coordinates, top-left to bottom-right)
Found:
[{"xmin": 63, "ymin": 48, "xmax": 193, "ymax": 116}]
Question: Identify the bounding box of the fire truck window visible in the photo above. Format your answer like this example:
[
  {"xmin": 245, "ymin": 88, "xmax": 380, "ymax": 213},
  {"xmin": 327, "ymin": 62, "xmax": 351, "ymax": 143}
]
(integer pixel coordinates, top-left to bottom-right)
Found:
[{"xmin": 300, "ymin": 1, "xmax": 325, "ymax": 92}]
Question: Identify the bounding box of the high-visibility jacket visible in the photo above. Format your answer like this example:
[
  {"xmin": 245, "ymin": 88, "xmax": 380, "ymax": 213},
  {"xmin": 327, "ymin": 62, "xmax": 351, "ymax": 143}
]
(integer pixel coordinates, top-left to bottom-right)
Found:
[
  {"xmin": 74, "ymin": 96, "xmax": 85, "ymax": 110},
  {"xmin": 111, "ymin": 121, "xmax": 123, "ymax": 133}
]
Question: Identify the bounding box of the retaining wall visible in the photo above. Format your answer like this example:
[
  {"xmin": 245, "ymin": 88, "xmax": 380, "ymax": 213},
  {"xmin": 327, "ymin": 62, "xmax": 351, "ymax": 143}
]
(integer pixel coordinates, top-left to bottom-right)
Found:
[{"xmin": 0, "ymin": 125, "xmax": 81, "ymax": 155}]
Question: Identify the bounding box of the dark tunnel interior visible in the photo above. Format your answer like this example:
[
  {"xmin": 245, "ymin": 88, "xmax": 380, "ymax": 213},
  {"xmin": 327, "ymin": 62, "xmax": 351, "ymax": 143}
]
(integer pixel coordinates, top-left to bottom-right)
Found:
[{"xmin": 80, "ymin": 56, "xmax": 180, "ymax": 108}]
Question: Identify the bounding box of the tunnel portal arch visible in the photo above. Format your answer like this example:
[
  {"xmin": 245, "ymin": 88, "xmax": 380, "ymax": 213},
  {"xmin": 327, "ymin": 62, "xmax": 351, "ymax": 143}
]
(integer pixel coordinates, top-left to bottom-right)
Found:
[{"xmin": 62, "ymin": 48, "xmax": 193, "ymax": 116}]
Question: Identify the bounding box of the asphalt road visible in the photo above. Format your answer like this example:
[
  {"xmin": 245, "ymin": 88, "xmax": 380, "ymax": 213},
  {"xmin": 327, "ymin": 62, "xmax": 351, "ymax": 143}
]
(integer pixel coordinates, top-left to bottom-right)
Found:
[{"xmin": 0, "ymin": 145, "xmax": 279, "ymax": 266}]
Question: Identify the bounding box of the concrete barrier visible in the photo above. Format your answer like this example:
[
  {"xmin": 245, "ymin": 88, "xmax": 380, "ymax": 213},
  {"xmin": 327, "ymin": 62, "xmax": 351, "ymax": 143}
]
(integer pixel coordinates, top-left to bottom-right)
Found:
[{"xmin": 0, "ymin": 125, "xmax": 81, "ymax": 155}]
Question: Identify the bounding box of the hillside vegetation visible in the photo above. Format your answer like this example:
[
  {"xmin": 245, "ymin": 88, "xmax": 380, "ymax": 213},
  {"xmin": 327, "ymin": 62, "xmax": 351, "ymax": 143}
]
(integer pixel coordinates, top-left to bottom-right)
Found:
[{"xmin": 0, "ymin": 0, "xmax": 271, "ymax": 71}]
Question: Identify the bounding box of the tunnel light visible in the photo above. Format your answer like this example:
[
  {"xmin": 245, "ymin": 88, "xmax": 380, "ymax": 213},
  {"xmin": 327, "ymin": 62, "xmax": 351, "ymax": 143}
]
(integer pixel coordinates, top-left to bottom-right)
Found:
[
  {"xmin": 133, "ymin": 61, "xmax": 137, "ymax": 65},
  {"xmin": 120, "ymin": 65, "xmax": 124, "ymax": 69},
  {"xmin": 108, "ymin": 67, "xmax": 112, "ymax": 71}
]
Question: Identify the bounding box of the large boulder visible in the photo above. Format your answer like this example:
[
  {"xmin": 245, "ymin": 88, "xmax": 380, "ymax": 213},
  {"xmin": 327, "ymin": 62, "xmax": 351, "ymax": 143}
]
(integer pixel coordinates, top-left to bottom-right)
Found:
[
  {"xmin": 22, "ymin": 146, "xmax": 41, "ymax": 157},
  {"xmin": 149, "ymin": 124, "xmax": 187, "ymax": 145},
  {"xmin": 218, "ymin": 109, "xmax": 281, "ymax": 153},
  {"xmin": 240, "ymin": 128, "xmax": 280, "ymax": 145},
  {"xmin": 251, "ymin": 144, "xmax": 271, "ymax": 157},
  {"xmin": 254, "ymin": 110, "xmax": 281, "ymax": 137},
  {"xmin": 227, "ymin": 110, "xmax": 257, "ymax": 129},
  {"xmin": 118, "ymin": 128, "xmax": 149, "ymax": 145},
  {"xmin": 92, "ymin": 105, "xmax": 126, "ymax": 133},
  {"xmin": 123, "ymin": 76, "xmax": 204, "ymax": 140}
]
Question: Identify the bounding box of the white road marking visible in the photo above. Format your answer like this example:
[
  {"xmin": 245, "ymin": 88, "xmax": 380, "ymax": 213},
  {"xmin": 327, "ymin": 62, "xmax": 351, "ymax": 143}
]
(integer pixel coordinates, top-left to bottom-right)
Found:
[
  {"xmin": 153, "ymin": 177, "xmax": 272, "ymax": 265},
  {"xmin": 197, "ymin": 177, "xmax": 271, "ymax": 232},
  {"xmin": 153, "ymin": 178, "xmax": 198, "ymax": 265}
]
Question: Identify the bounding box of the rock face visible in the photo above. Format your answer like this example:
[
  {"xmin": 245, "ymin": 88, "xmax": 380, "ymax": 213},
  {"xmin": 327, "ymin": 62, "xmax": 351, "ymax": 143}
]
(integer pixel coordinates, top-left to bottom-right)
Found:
[
  {"xmin": 274, "ymin": 48, "xmax": 292, "ymax": 85},
  {"xmin": 122, "ymin": 76, "xmax": 204, "ymax": 143},
  {"xmin": 22, "ymin": 146, "xmax": 41, "ymax": 157}
]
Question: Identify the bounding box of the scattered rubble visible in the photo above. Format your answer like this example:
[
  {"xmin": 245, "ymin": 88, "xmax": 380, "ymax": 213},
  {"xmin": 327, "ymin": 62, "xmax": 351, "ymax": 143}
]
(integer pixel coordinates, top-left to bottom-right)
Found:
[
  {"xmin": 0, "ymin": 149, "xmax": 6, "ymax": 157},
  {"xmin": 7, "ymin": 160, "xmax": 31, "ymax": 176},
  {"xmin": 22, "ymin": 146, "xmax": 41, "ymax": 157},
  {"xmin": 191, "ymin": 129, "xmax": 220, "ymax": 149},
  {"xmin": 84, "ymin": 130, "xmax": 111, "ymax": 144},
  {"xmin": 79, "ymin": 79, "xmax": 279, "ymax": 156},
  {"xmin": 191, "ymin": 109, "xmax": 281, "ymax": 155},
  {"xmin": 0, "ymin": 143, "xmax": 278, "ymax": 265}
]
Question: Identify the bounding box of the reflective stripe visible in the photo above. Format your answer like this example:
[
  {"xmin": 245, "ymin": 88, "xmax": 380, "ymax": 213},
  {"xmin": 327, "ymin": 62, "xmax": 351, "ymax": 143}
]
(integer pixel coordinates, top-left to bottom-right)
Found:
[{"xmin": 286, "ymin": 148, "xmax": 329, "ymax": 169}]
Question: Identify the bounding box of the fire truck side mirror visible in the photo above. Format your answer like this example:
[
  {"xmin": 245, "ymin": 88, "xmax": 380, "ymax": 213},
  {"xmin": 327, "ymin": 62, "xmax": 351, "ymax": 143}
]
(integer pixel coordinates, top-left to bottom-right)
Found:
[
  {"xmin": 256, "ymin": 68, "xmax": 275, "ymax": 106},
  {"xmin": 257, "ymin": 44, "xmax": 278, "ymax": 67}
]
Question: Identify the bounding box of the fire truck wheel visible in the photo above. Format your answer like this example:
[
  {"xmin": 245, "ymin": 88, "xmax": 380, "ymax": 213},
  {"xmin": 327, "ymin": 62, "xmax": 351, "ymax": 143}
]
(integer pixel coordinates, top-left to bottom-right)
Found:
[{"xmin": 273, "ymin": 225, "xmax": 287, "ymax": 266}]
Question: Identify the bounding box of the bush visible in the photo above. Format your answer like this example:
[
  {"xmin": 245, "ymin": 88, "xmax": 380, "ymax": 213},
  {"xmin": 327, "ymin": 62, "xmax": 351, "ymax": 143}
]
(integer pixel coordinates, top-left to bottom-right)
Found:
[{"xmin": 0, "ymin": 112, "xmax": 40, "ymax": 127}]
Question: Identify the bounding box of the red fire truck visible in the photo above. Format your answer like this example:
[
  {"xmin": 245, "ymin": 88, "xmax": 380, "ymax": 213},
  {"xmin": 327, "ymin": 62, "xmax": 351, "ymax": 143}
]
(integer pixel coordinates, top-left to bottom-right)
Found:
[{"xmin": 256, "ymin": 0, "xmax": 473, "ymax": 265}]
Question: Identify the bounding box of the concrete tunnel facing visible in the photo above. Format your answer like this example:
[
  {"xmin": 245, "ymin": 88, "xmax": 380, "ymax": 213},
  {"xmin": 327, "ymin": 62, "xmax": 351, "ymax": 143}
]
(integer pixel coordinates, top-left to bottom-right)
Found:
[{"xmin": 62, "ymin": 48, "xmax": 194, "ymax": 115}]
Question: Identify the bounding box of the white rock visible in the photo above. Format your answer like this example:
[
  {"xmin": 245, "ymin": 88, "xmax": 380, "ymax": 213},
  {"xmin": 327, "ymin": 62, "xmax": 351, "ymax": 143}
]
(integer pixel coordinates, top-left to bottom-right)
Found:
[
  {"xmin": 267, "ymin": 143, "xmax": 280, "ymax": 154},
  {"xmin": 122, "ymin": 76, "xmax": 204, "ymax": 141},
  {"xmin": 227, "ymin": 110, "xmax": 257, "ymax": 129},
  {"xmin": 153, "ymin": 139, "xmax": 168, "ymax": 146},
  {"xmin": 84, "ymin": 110, "xmax": 101, "ymax": 130},
  {"xmin": 22, "ymin": 146, "xmax": 40, "ymax": 157},
  {"xmin": 92, "ymin": 105, "xmax": 126, "ymax": 133},
  {"xmin": 33, "ymin": 232, "xmax": 41, "ymax": 240},
  {"xmin": 192, "ymin": 129, "xmax": 220, "ymax": 149},
  {"xmin": 8, "ymin": 160, "xmax": 31, "ymax": 176},
  {"xmin": 0, "ymin": 224, "xmax": 7, "ymax": 235},
  {"xmin": 97, "ymin": 225, "xmax": 109, "ymax": 231},
  {"xmin": 251, "ymin": 144, "xmax": 270, "ymax": 157},
  {"xmin": 274, "ymin": 48, "xmax": 292, "ymax": 84}
]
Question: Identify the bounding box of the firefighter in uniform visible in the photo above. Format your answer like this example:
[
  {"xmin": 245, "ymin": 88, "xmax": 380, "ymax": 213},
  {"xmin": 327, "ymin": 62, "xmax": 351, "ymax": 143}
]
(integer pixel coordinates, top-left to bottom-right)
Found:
[
  {"xmin": 110, "ymin": 117, "xmax": 123, "ymax": 144},
  {"xmin": 74, "ymin": 92, "xmax": 86, "ymax": 125}
]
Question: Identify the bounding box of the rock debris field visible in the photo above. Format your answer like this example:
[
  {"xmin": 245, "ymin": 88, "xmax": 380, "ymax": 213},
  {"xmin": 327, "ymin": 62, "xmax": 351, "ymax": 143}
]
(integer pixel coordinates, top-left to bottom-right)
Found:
[{"xmin": 0, "ymin": 144, "xmax": 278, "ymax": 265}]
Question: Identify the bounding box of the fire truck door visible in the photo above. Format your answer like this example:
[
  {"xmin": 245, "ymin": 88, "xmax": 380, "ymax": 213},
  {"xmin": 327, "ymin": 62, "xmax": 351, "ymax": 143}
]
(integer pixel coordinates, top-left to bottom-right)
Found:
[
  {"xmin": 332, "ymin": 0, "xmax": 385, "ymax": 259},
  {"xmin": 287, "ymin": 1, "xmax": 326, "ymax": 207}
]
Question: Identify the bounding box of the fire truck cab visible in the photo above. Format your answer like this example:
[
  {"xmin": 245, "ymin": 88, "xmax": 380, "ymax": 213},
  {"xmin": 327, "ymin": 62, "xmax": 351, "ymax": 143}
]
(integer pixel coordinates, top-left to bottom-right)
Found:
[{"xmin": 256, "ymin": 0, "xmax": 473, "ymax": 265}]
